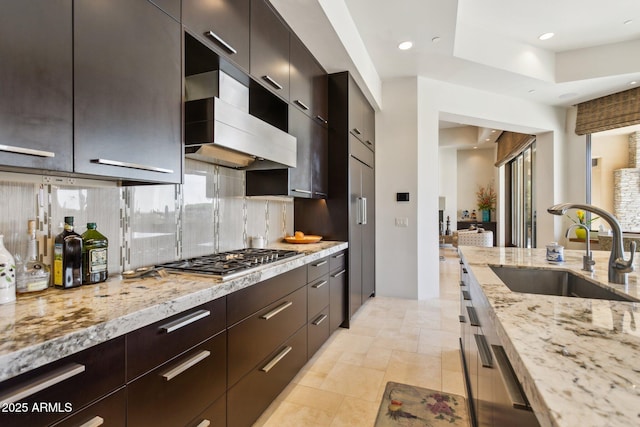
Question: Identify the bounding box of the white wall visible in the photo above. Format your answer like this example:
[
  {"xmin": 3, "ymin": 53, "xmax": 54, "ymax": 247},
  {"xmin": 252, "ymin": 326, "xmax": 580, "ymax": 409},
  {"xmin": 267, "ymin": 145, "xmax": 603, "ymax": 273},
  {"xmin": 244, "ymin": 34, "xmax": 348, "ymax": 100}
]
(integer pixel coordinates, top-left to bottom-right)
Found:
[
  {"xmin": 376, "ymin": 78, "xmax": 419, "ymax": 299},
  {"xmin": 456, "ymin": 148, "xmax": 496, "ymax": 220},
  {"xmin": 376, "ymin": 76, "xmax": 568, "ymax": 300}
]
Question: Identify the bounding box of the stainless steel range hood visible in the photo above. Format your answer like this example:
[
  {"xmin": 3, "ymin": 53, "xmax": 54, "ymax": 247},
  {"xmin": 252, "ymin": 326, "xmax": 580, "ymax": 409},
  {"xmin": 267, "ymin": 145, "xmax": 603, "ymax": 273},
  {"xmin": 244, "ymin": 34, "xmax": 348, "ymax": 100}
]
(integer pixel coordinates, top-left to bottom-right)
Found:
[{"xmin": 184, "ymin": 71, "xmax": 296, "ymax": 170}]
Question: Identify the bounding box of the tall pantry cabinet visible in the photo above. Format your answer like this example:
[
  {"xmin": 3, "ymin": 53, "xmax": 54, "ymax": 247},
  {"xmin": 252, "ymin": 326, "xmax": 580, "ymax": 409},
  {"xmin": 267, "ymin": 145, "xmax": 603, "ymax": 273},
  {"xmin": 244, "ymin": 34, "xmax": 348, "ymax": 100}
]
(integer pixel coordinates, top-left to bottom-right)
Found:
[{"xmin": 295, "ymin": 72, "xmax": 375, "ymax": 324}]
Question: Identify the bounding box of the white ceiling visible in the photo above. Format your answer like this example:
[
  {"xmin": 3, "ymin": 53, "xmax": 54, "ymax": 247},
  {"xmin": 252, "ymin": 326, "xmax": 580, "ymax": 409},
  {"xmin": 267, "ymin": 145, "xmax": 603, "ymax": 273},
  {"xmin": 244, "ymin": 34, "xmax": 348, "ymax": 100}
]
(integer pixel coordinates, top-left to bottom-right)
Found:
[{"xmin": 272, "ymin": 0, "xmax": 640, "ymax": 109}]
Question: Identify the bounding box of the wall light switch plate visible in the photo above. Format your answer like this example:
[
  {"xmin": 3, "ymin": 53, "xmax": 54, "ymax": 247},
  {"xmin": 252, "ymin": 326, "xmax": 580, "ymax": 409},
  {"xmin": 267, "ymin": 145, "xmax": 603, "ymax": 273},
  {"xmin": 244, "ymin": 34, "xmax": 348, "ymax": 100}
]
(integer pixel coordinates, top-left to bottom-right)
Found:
[{"xmin": 395, "ymin": 217, "xmax": 409, "ymax": 227}]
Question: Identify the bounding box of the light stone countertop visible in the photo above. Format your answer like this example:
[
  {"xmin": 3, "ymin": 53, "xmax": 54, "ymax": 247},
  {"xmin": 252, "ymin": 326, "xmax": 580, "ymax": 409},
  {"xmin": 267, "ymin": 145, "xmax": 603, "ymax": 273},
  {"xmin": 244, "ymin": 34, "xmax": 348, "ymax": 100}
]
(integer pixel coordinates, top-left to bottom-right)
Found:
[
  {"xmin": 0, "ymin": 241, "xmax": 347, "ymax": 383},
  {"xmin": 458, "ymin": 246, "xmax": 640, "ymax": 427}
]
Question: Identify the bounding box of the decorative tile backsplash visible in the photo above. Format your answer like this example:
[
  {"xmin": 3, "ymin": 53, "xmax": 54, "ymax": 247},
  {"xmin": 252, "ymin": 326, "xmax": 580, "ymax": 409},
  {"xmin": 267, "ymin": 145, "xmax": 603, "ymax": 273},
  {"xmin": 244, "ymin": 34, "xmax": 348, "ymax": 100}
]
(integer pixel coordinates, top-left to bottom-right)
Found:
[{"xmin": 0, "ymin": 159, "xmax": 293, "ymax": 273}]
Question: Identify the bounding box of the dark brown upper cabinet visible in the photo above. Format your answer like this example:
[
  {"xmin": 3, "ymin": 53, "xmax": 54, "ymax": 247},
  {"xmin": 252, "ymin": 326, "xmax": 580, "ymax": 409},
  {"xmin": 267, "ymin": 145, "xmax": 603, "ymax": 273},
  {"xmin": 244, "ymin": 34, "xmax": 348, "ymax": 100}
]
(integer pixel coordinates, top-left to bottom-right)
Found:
[
  {"xmin": 290, "ymin": 35, "xmax": 328, "ymax": 127},
  {"xmin": 348, "ymin": 80, "xmax": 375, "ymax": 151},
  {"xmin": 245, "ymin": 106, "xmax": 327, "ymax": 199},
  {"xmin": 149, "ymin": 0, "xmax": 181, "ymax": 22},
  {"xmin": 73, "ymin": 0, "xmax": 182, "ymax": 184},
  {"xmin": 250, "ymin": 0, "xmax": 290, "ymax": 101},
  {"xmin": 182, "ymin": 0, "xmax": 250, "ymax": 73},
  {"xmin": 0, "ymin": 0, "xmax": 73, "ymax": 172}
]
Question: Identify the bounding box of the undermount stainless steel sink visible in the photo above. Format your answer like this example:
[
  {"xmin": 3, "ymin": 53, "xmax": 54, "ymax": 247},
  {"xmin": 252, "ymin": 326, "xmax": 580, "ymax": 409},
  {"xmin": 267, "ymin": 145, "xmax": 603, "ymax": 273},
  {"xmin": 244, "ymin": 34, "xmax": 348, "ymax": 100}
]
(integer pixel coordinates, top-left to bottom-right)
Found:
[{"xmin": 490, "ymin": 266, "xmax": 639, "ymax": 302}]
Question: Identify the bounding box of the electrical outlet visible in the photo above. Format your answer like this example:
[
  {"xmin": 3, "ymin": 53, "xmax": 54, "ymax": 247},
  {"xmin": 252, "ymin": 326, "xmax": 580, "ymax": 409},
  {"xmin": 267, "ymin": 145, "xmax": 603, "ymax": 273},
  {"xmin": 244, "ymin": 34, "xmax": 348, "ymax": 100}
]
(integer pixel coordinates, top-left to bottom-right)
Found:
[{"xmin": 42, "ymin": 175, "xmax": 52, "ymax": 184}]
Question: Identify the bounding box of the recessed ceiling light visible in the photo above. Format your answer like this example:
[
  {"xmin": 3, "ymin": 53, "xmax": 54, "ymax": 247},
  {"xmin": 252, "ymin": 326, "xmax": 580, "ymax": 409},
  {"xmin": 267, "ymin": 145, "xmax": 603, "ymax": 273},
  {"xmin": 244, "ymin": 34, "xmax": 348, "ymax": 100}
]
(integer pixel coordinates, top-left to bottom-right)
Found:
[
  {"xmin": 431, "ymin": 37, "xmax": 441, "ymax": 43},
  {"xmin": 485, "ymin": 138, "xmax": 491, "ymax": 142},
  {"xmin": 559, "ymin": 92, "xmax": 578, "ymax": 99},
  {"xmin": 398, "ymin": 41, "xmax": 413, "ymax": 50},
  {"xmin": 624, "ymin": 19, "xmax": 633, "ymax": 25},
  {"xmin": 473, "ymin": 146, "xmax": 478, "ymax": 149},
  {"xmin": 538, "ymin": 32, "xmax": 555, "ymax": 41},
  {"xmin": 630, "ymin": 81, "xmax": 638, "ymax": 85},
  {"xmin": 491, "ymin": 130, "xmax": 496, "ymax": 133}
]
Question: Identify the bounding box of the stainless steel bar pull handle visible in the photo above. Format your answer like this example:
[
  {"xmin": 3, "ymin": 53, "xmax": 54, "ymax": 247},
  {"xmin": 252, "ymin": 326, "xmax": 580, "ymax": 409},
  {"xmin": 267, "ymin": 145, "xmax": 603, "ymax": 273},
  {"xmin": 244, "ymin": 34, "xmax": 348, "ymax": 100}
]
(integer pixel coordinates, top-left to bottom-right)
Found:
[
  {"xmin": 314, "ymin": 191, "xmax": 327, "ymax": 198},
  {"xmin": 204, "ymin": 31, "xmax": 237, "ymax": 54},
  {"xmin": 292, "ymin": 188, "xmax": 312, "ymax": 194},
  {"xmin": 312, "ymin": 314, "xmax": 328, "ymax": 326},
  {"xmin": 294, "ymin": 99, "xmax": 309, "ymax": 110},
  {"xmin": 313, "ymin": 260, "xmax": 328, "ymax": 267},
  {"xmin": 79, "ymin": 416, "xmax": 105, "ymax": 427},
  {"xmin": 196, "ymin": 420, "xmax": 211, "ymax": 427},
  {"xmin": 467, "ymin": 306, "xmax": 480, "ymax": 327},
  {"xmin": 474, "ymin": 334, "xmax": 493, "ymax": 368},
  {"xmin": 492, "ymin": 345, "xmax": 530, "ymax": 410},
  {"xmin": 331, "ymin": 269, "xmax": 346, "ymax": 278},
  {"xmin": 315, "ymin": 115, "xmax": 328, "ymax": 124},
  {"xmin": 161, "ymin": 350, "xmax": 211, "ymax": 381},
  {"xmin": 312, "ymin": 280, "xmax": 328, "ymax": 289},
  {"xmin": 333, "ymin": 253, "xmax": 345, "ymax": 259},
  {"xmin": 0, "ymin": 144, "xmax": 55, "ymax": 158},
  {"xmin": 352, "ymin": 128, "xmax": 362, "ymax": 135},
  {"xmin": 260, "ymin": 301, "xmax": 293, "ymax": 320},
  {"xmin": 0, "ymin": 363, "xmax": 85, "ymax": 404},
  {"xmin": 361, "ymin": 197, "xmax": 368, "ymax": 225},
  {"xmin": 356, "ymin": 197, "xmax": 363, "ymax": 224},
  {"xmin": 261, "ymin": 346, "xmax": 292, "ymax": 373},
  {"xmin": 160, "ymin": 309, "xmax": 210, "ymax": 333},
  {"xmin": 262, "ymin": 75, "xmax": 283, "ymax": 90},
  {"xmin": 91, "ymin": 158, "xmax": 173, "ymax": 174}
]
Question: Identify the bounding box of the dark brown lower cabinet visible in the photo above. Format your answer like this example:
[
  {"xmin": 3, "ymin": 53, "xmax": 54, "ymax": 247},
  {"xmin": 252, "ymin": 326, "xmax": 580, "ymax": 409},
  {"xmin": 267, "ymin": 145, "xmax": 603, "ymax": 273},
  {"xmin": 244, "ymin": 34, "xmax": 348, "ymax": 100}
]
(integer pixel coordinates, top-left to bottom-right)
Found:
[
  {"xmin": 227, "ymin": 326, "xmax": 308, "ymax": 427},
  {"xmin": 127, "ymin": 332, "xmax": 227, "ymax": 427},
  {"xmin": 0, "ymin": 337, "xmax": 125, "ymax": 427},
  {"xmin": 308, "ymin": 307, "xmax": 330, "ymax": 356},
  {"xmin": 0, "ymin": 258, "xmax": 347, "ymax": 426},
  {"xmin": 227, "ymin": 285, "xmax": 307, "ymax": 387},
  {"xmin": 51, "ymin": 388, "xmax": 126, "ymax": 427},
  {"xmin": 187, "ymin": 393, "xmax": 226, "ymax": 427}
]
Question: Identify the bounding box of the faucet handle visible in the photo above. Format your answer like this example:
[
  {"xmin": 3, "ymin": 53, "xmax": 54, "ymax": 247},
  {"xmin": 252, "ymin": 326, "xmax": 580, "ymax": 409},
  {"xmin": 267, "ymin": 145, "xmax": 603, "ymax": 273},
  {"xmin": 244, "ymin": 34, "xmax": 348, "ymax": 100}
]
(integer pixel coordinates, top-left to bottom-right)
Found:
[{"xmin": 614, "ymin": 241, "xmax": 636, "ymax": 273}]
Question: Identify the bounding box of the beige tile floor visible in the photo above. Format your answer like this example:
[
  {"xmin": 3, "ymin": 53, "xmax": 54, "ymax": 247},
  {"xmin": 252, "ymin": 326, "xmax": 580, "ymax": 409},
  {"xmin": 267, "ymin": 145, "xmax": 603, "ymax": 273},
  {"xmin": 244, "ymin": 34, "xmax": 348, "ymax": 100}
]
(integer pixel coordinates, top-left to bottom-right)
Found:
[{"xmin": 254, "ymin": 247, "xmax": 464, "ymax": 426}]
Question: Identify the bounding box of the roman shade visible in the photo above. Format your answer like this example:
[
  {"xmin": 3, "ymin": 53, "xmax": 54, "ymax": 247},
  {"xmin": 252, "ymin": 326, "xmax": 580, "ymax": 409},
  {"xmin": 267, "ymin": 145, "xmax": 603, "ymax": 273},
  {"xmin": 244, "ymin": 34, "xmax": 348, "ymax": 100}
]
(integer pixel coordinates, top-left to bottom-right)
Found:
[
  {"xmin": 575, "ymin": 87, "xmax": 640, "ymax": 135},
  {"xmin": 494, "ymin": 131, "xmax": 535, "ymax": 167}
]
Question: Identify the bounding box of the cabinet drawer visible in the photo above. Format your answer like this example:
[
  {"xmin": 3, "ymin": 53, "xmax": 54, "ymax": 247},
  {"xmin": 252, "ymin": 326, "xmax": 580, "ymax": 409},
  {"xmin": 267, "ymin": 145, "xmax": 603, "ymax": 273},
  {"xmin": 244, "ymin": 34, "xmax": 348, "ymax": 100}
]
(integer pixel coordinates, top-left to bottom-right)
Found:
[
  {"xmin": 308, "ymin": 307, "xmax": 330, "ymax": 357},
  {"xmin": 187, "ymin": 393, "xmax": 226, "ymax": 427},
  {"xmin": 126, "ymin": 297, "xmax": 226, "ymax": 380},
  {"xmin": 127, "ymin": 332, "xmax": 226, "ymax": 427},
  {"xmin": 308, "ymin": 256, "xmax": 330, "ymax": 282},
  {"xmin": 51, "ymin": 387, "xmax": 126, "ymax": 427},
  {"xmin": 329, "ymin": 267, "xmax": 347, "ymax": 332},
  {"xmin": 329, "ymin": 251, "xmax": 346, "ymax": 272},
  {"xmin": 228, "ymin": 326, "xmax": 308, "ymax": 427},
  {"xmin": 308, "ymin": 275, "xmax": 329, "ymax": 322},
  {"xmin": 0, "ymin": 337, "xmax": 125, "ymax": 427},
  {"xmin": 227, "ymin": 266, "xmax": 306, "ymax": 326},
  {"xmin": 228, "ymin": 286, "xmax": 307, "ymax": 387}
]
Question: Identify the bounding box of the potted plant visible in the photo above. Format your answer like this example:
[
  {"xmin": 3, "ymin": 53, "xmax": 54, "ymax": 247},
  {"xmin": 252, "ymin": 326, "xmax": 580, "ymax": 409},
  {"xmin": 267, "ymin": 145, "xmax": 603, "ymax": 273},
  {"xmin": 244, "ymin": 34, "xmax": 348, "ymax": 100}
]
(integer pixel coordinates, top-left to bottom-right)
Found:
[
  {"xmin": 476, "ymin": 184, "xmax": 496, "ymax": 222},
  {"xmin": 568, "ymin": 210, "xmax": 599, "ymax": 240}
]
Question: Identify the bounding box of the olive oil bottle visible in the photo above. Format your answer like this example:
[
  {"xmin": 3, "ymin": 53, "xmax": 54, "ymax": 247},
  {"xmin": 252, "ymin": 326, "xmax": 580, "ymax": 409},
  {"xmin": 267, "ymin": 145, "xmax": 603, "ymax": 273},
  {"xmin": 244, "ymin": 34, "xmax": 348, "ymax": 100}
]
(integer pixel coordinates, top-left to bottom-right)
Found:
[
  {"xmin": 81, "ymin": 223, "xmax": 108, "ymax": 284},
  {"xmin": 53, "ymin": 216, "xmax": 83, "ymax": 288}
]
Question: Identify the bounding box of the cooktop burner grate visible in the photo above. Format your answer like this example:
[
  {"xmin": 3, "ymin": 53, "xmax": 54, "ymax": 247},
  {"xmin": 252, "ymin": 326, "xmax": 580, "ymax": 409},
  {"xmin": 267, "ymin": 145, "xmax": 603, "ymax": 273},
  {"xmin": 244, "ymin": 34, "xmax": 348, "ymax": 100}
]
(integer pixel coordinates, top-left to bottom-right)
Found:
[{"xmin": 156, "ymin": 248, "xmax": 301, "ymax": 279}]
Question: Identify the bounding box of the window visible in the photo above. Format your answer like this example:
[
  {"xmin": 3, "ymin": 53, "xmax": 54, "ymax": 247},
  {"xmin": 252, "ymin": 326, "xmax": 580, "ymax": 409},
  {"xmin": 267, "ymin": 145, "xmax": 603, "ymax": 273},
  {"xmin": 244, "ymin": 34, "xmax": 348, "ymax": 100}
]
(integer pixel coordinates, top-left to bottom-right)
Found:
[
  {"xmin": 589, "ymin": 125, "xmax": 640, "ymax": 232},
  {"xmin": 505, "ymin": 142, "xmax": 536, "ymax": 247}
]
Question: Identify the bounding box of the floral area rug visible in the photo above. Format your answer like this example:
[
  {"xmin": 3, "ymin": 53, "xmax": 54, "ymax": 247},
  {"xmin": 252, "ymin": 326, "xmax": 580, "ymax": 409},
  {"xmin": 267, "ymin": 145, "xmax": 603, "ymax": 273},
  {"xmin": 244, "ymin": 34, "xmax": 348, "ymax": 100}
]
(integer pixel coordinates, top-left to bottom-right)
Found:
[{"xmin": 374, "ymin": 382, "xmax": 470, "ymax": 427}]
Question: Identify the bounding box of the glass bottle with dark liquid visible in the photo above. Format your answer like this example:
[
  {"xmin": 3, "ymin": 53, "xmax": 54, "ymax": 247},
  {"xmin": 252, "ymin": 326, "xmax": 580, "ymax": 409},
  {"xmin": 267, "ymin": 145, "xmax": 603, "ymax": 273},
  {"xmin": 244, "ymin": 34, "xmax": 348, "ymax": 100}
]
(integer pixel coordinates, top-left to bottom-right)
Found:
[
  {"xmin": 82, "ymin": 222, "xmax": 108, "ymax": 284},
  {"xmin": 53, "ymin": 216, "xmax": 83, "ymax": 288}
]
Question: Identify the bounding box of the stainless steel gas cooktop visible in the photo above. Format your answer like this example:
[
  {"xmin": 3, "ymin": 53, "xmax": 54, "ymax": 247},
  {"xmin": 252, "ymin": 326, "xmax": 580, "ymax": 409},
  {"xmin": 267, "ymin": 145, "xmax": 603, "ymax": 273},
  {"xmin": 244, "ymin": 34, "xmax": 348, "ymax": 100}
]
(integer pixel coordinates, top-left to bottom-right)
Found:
[{"xmin": 156, "ymin": 248, "xmax": 301, "ymax": 280}]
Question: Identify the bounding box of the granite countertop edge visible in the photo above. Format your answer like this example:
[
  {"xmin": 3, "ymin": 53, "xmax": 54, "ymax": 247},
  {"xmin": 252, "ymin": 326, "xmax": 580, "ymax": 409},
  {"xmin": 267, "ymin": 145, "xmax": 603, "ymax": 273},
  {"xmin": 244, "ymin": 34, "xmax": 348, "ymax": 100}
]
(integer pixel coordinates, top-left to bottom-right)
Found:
[
  {"xmin": 0, "ymin": 241, "xmax": 348, "ymax": 383},
  {"xmin": 458, "ymin": 246, "xmax": 640, "ymax": 427}
]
